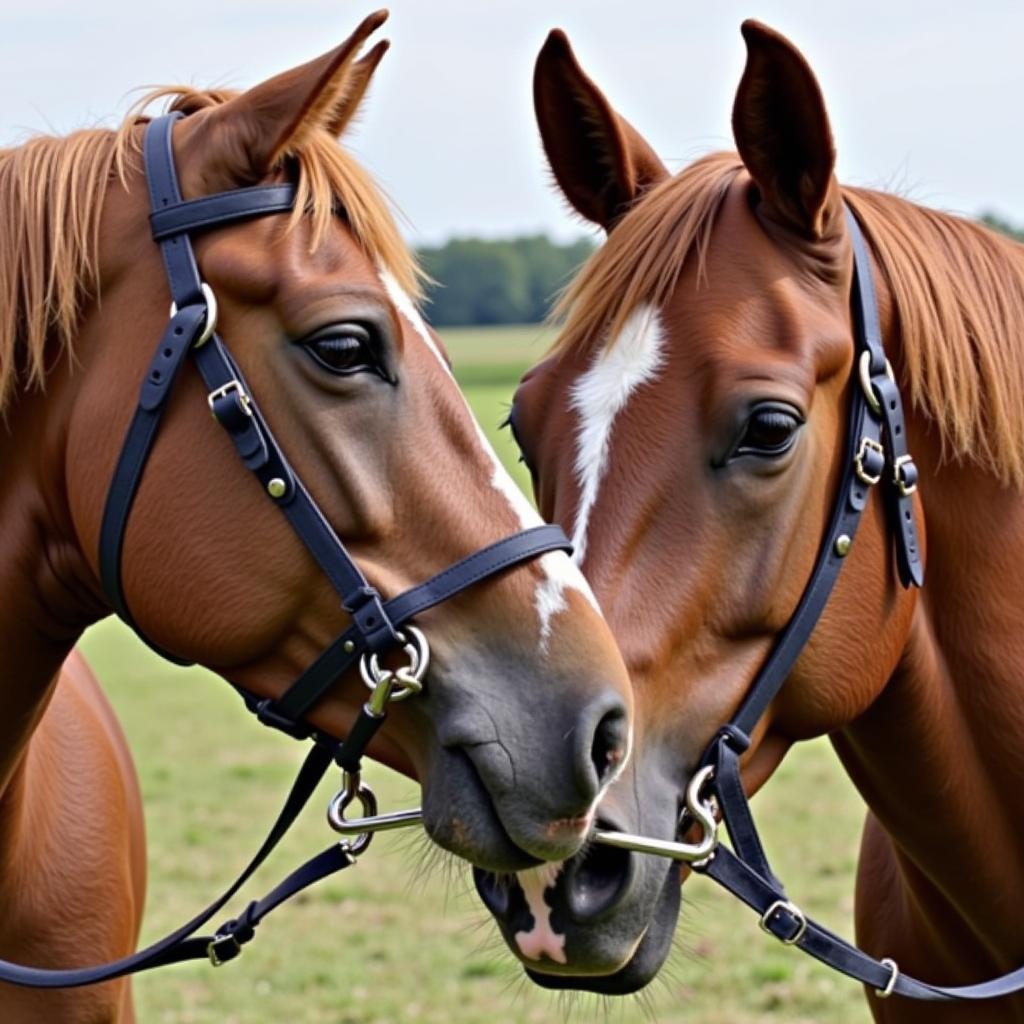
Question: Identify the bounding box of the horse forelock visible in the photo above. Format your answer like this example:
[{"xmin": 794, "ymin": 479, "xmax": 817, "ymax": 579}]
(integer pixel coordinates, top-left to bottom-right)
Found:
[
  {"xmin": 552, "ymin": 150, "xmax": 1024, "ymax": 490},
  {"xmin": 0, "ymin": 85, "xmax": 423, "ymax": 418}
]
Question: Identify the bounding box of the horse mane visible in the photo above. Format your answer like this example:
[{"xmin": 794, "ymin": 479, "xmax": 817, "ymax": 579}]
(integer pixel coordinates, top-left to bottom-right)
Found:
[
  {"xmin": 553, "ymin": 151, "xmax": 1024, "ymax": 488},
  {"xmin": 0, "ymin": 86, "xmax": 422, "ymax": 415}
]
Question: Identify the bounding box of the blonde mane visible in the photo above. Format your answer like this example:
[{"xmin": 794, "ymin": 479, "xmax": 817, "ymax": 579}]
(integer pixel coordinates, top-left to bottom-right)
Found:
[
  {"xmin": 0, "ymin": 86, "xmax": 422, "ymax": 415},
  {"xmin": 553, "ymin": 152, "xmax": 1024, "ymax": 488}
]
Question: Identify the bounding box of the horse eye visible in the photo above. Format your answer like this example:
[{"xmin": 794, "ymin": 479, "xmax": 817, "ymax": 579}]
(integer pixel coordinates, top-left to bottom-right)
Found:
[
  {"xmin": 733, "ymin": 403, "xmax": 804, "ymax": 459},
  {"xmin": 301, "ymin": 322, "xmax": 383, "ymax": 377}
]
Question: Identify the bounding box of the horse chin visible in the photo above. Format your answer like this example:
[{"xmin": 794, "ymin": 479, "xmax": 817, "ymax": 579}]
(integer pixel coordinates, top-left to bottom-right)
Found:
[
  {"xmin": 475, "ymin": 833, "xmax": 682, "ymax": 994},
  {"xmin": 527, "ymin": 874, "xmax": 680, "ymax": 994}
]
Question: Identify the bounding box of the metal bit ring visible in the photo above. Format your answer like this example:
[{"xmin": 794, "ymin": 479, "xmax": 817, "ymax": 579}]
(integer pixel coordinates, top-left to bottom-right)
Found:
[
  {"xmin": 359, "ymin": 626, "xmax": 429, "ymax": 705},
  {"xmin": 326, "ymin": 771, "xmax": 379, "ymax": 856}
]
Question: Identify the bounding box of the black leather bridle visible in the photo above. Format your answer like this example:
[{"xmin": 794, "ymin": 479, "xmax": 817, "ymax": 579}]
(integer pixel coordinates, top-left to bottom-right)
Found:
[
  {"xmin": 599, "ymin": 206, "xmax": 1024, "ymax": 1002},
  {"xmin": 0, "ymin": 112, "xmax": 573, "ymax": 987}
]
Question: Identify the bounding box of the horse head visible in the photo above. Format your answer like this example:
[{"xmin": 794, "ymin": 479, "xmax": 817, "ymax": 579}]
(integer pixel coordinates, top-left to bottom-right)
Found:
[
  {"xmin": 1, "ymin": 11, "xmax": 633, "ymax": 877},
  {"xmin": 484, "ymin": 21, "xmax": 923, "ymax": 990}
]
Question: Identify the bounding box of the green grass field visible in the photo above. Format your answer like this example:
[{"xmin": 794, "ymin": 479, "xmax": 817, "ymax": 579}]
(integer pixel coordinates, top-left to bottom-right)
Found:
[{"xmin": 79, "ymin": 325, "xmax": 870, "ymax": 1023}]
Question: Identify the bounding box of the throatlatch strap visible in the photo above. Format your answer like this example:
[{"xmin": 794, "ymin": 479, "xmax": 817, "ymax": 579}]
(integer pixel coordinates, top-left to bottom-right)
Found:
[{"xmin": 97, "ymin": 302, "xmax": 209, "ymax": 663}]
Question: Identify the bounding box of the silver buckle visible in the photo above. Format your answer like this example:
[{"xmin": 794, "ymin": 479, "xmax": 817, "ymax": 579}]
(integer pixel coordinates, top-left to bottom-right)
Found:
[
  {"xmin": 207, "ymin": 380, "xmax": 252, "ymax": 418},
  {"xmin": 359, "ymin": 626, "xmax": 430, "ymax": 708},
  {"xmin": 759, "ymin": 899, "xmax": 807, "ymax": 945},
  {"xmin": 854, "ymin": 437, "xmax": 884, "ymax": 487},
  {"xmin": 169, "ymin": 281, "xmax": 218, "ymax": 348},
  {"xmin": 876, "ymin": 957, "xmax": 900, "ymax": 999},
  {"xmin": 858, "ymin": 350, "xmax": 895, "ymax": 416}
]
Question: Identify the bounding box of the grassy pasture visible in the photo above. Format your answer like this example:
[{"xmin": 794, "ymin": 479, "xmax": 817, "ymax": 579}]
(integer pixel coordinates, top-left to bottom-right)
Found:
[{"xmin": 79, "ymin": 324, "xmax": 870, "ymax": 1023}]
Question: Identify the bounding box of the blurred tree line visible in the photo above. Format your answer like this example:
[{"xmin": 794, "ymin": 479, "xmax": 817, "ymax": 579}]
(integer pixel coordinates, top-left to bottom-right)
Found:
[
  {"xmin": 419, "ymin": 214, "xmax": 1023, "ymax": 327},
  {"xmin": 418, "ymin": 234, "xmax": 595, "ymax": 326}
]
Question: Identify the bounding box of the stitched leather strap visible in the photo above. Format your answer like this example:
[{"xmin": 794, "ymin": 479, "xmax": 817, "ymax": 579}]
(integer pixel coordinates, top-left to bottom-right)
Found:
[
  {"xmin": 711, "ymin": 207, "xmax": 921, "ymax": 745},
  {"xmin": 150, "ymin": 185, "xmax": 298, "ymax": 240},
  {"xmin": 675, "ymin": 206, "xmax": 1024, "ymax": 1004},
  {"xmin": 97, "ymin": 303, "xmax": 210, "ymax": 663},
  {"xmin": 697, "ymin": 745, "xmax": 1024, "ymax": 1002},
  {"xmin": 846, "ymin": 207, "xmax": 924, "ymax": 588}
]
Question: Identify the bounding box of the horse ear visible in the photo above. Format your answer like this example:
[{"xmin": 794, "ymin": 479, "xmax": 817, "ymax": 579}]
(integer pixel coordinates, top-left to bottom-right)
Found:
[
  {"xmin": 324, "ymin": 39, "xmax": 390, "ymax": 137},
  {"xmin": 732, "ymin": 21, "xmax": 840, "ymax": 239},
  {"xmin": 200, "ymin": 9, "xmax": 389, "ymax": 181},
  {"xmin": 534, "ymin": 29, "xmax": 668, "ymax": 231}
]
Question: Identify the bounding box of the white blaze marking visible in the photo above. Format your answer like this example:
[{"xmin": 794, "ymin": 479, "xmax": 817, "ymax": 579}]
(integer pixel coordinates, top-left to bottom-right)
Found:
[
  {"xmin": 569, "ymin": 304, "xmax": 666, "ymax": 566},
  {"xmin": 514, "ymin": 862, "xmax": 567, "ymax": 964},
  {"xmin": 379, "ymin": 269, "xmax": 600, "ymax": 650}
]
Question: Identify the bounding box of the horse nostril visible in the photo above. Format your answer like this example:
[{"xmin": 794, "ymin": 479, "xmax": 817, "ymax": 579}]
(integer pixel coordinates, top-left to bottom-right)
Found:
[
  {"xmin": 590, "ymin": 703, "xmax": 630, "ymax": 788},
  {"xmin": 566, "ymin": 831, "xmax": 633, "ymax": 921}
]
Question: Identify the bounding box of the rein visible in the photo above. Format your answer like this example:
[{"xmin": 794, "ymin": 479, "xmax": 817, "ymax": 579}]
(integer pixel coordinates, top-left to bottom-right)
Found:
[{"xmin": 0, "ymin": 113, "xmax": 571, "ymax": 988}]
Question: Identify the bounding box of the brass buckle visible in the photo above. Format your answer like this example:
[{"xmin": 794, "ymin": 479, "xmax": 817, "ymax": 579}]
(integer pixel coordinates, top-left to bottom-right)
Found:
[
  {"xmin": 759, "ymin": 899, "xmax": 808, "ymax": 945},
  {"xmin": 893, "ymin": 454, "xmax": 917, "ymax": 497},
  {"xmin": 207, "ymin": 380, "xmax": 252, "ymax": 418},
  {"xmin": 206, "ymin": 933, "xmax": 242, "ymax": 967},
  {"xmin": 854, "ymin": 437, "xmax": 884, "ymax": 487}
]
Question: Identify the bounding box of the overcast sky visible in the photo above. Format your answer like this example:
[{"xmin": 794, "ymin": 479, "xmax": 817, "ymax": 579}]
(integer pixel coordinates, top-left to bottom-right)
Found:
[{"xmin": 3, "ymin": 2, "xmax": 1022, "ymax": 245}]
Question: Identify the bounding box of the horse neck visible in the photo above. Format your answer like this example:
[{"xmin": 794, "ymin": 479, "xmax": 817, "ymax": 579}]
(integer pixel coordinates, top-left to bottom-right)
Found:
[
  {"xmin": 832, "ymin": 316, "xmax": 1024, "ymax": 959},
  {"xmin": 0, "ymin": 379, "xmax": 97, "ymax": 796}
]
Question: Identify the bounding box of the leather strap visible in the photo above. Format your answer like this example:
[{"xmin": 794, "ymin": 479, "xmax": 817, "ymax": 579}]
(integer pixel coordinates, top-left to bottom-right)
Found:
[
  {"xmin": 0, "ymin": 743, "xmax": 341, "ymax": 987},
  {"xmin": 710, "ymin": 206, "xmax": 922, "ymax": 747},
  {"xmin": 264, "ymin": 523, "xmax": 571, "ymax": 726},
  {"xmin": 97, "ymin": 303, "xmax": 209, "ymax": 664},
  {"xmin": 726, "ymin": 374, "xmax": 879, "ymax": 741},
  {"xmin": 697, "ymin": 742, "xmax": 1024, "ymax": 1002},
  {"xmin": 846, "ymin": 208, "xmax": 924, "ymax": 588},
  {"xmin": 144, "ymin": 112, "xmax": 204, "ymax": 306},
  {"xmin": 150, "ymin": 185, "xmax": 298, "ymax": 240}
]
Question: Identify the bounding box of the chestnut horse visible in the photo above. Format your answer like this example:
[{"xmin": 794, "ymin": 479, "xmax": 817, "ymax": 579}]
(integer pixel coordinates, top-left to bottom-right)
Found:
[
  {"xmin": 0, "ymin": 12, "xmax": 633, "ymax": 1022},
  {"xmin": 496, "ymin": 19, "xmax": 1024, "ymax": 1021}
]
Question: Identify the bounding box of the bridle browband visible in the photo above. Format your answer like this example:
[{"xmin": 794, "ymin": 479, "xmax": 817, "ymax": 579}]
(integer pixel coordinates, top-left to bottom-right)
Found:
[{"xmin": 0, "ymin": 112, "xmax": 573, "ymax": 987}]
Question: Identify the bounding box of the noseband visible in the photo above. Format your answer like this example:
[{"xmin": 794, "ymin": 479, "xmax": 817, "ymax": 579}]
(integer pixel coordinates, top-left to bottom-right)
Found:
[{"xmin": 0, "ymin": 113, "xmax": 571, "ymax": 987}]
